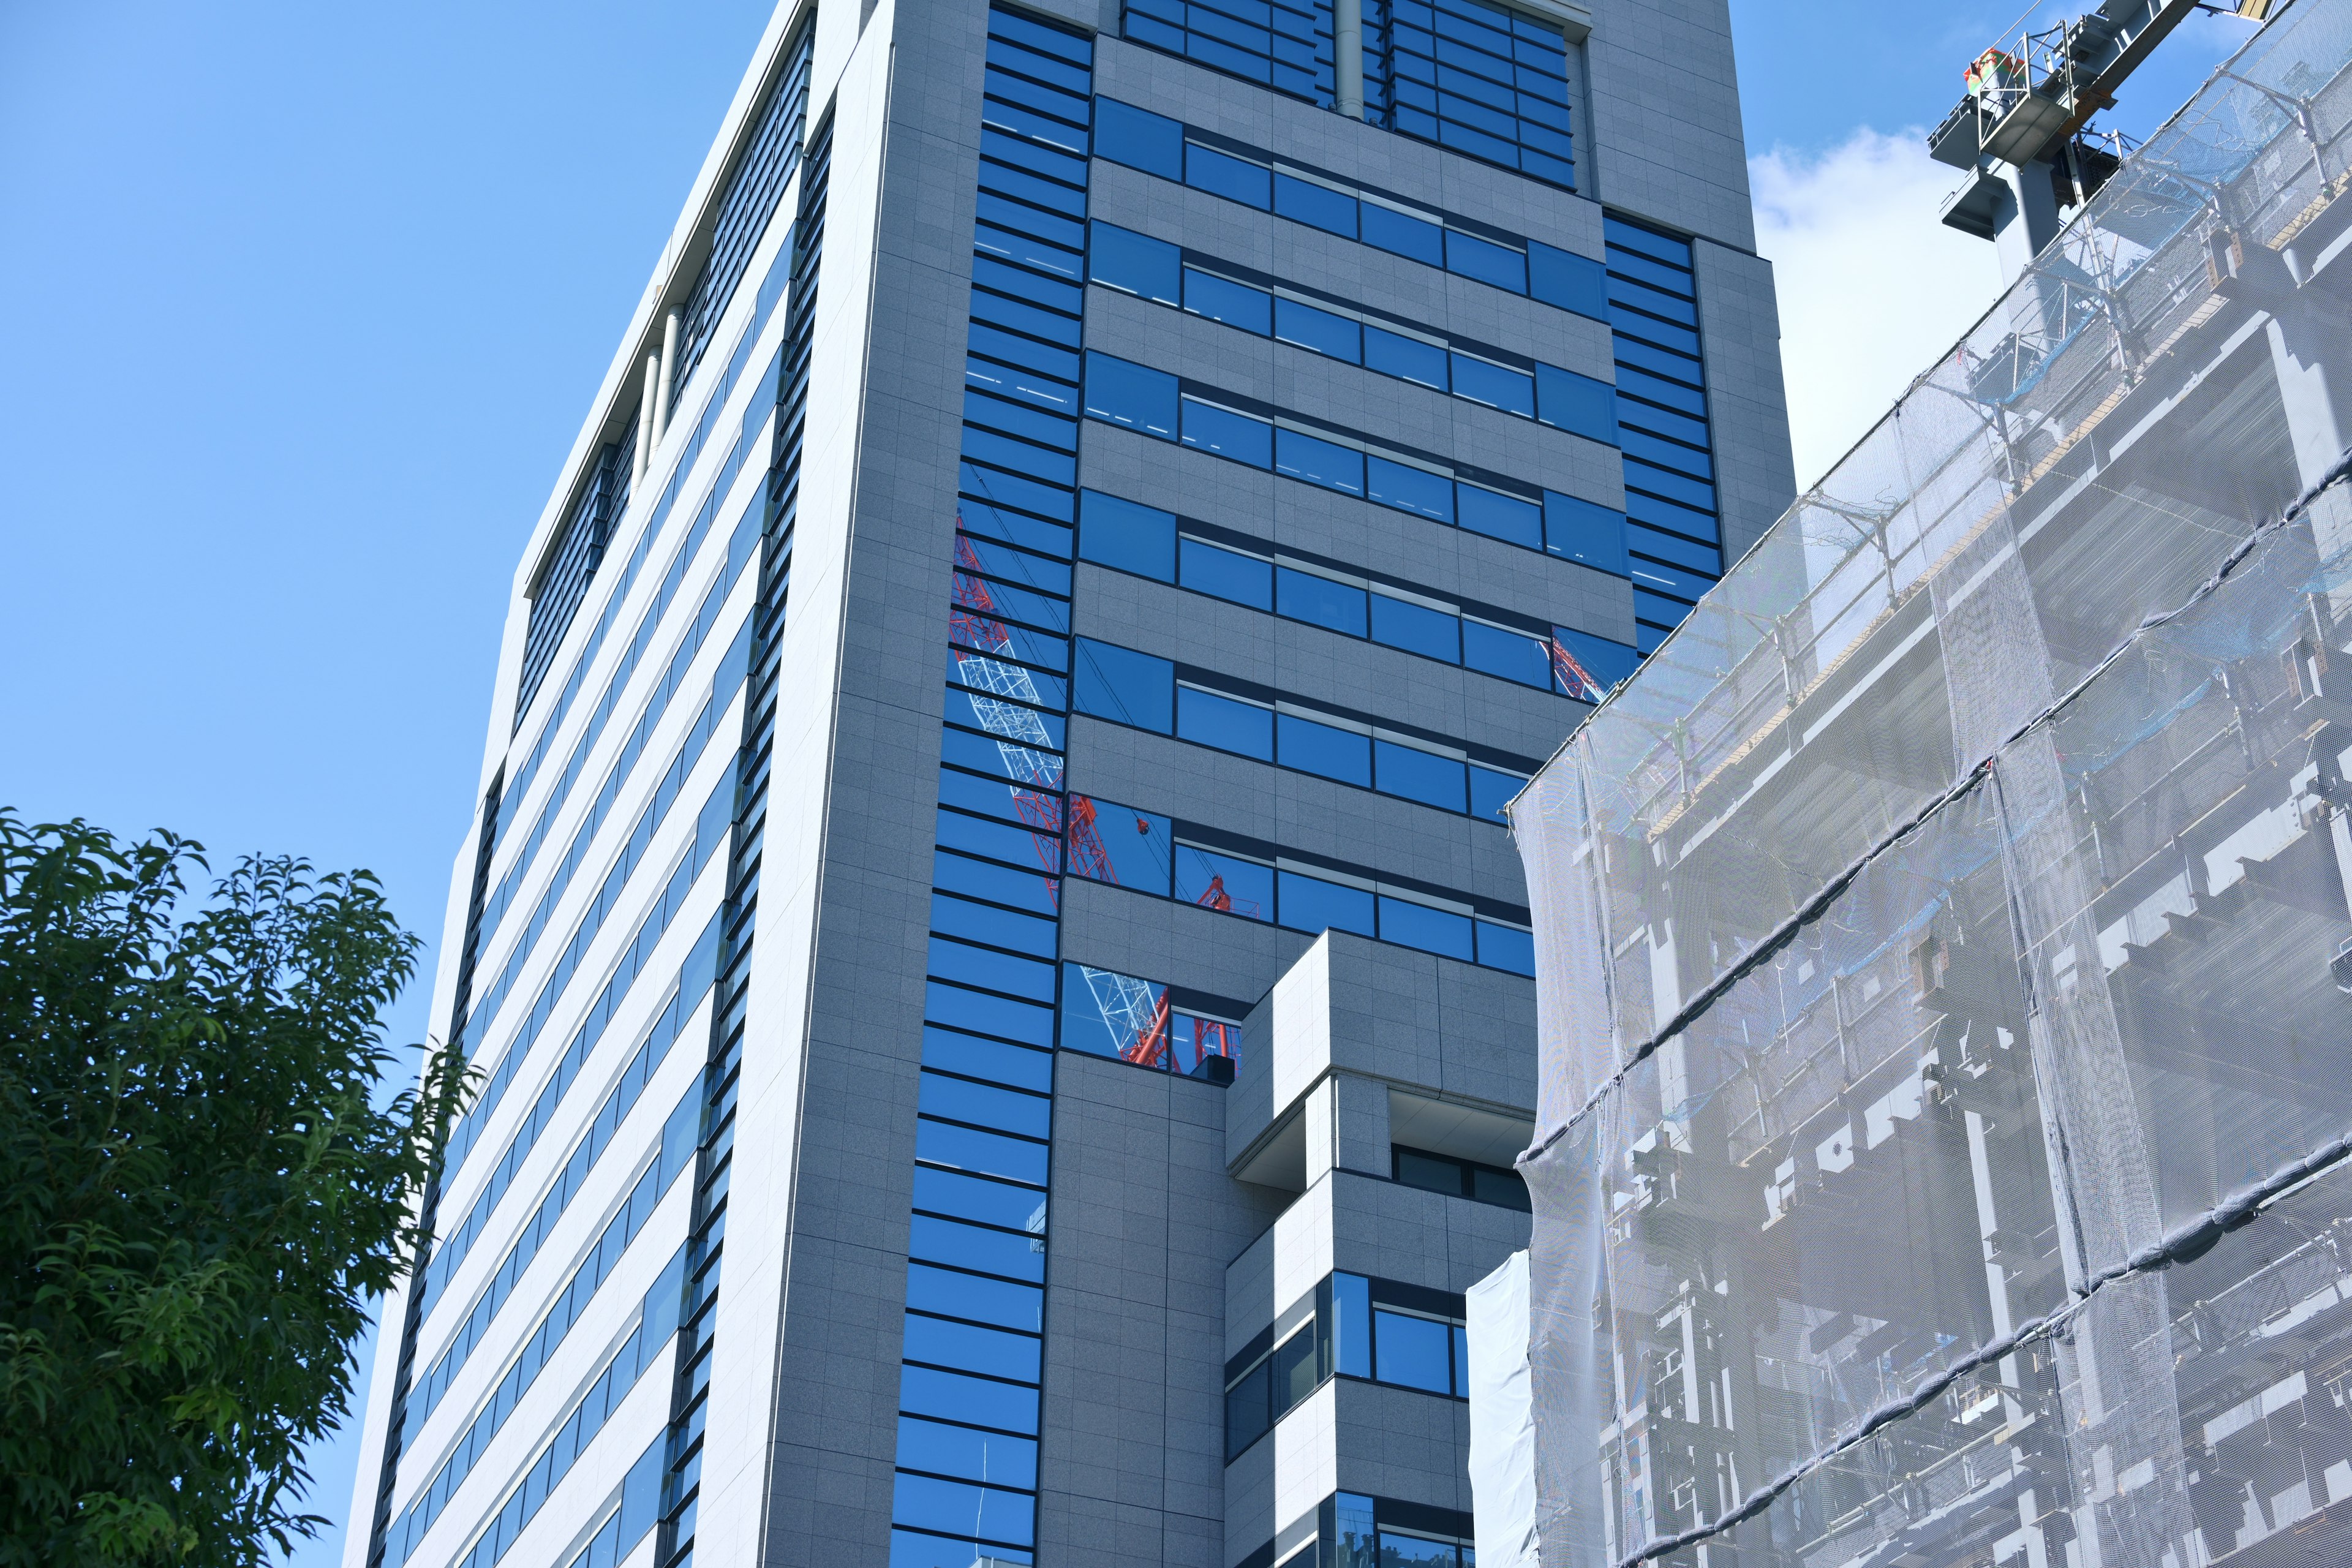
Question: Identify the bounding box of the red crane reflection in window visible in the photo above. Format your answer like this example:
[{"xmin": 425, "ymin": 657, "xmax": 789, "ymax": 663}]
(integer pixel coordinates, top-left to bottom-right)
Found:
[
  {"xmin": 1548, "ymin": 635, "xmax": 1608, "ymax": 705},
  {"xmin": 951, "ymin": 529, "xmax": 1076, "ymax": 903}
]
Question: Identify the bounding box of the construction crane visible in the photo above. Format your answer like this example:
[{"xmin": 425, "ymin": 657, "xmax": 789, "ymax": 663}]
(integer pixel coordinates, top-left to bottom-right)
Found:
[{"xmin": 1930, "ymin": 0, "xmax": 2278, "ymax": 275}]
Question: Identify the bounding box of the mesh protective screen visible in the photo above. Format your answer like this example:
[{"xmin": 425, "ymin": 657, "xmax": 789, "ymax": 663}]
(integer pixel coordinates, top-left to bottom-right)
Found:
[{"xmin": 1513, "ymin": 3, "xmax": 2352, "ymax": 1562}]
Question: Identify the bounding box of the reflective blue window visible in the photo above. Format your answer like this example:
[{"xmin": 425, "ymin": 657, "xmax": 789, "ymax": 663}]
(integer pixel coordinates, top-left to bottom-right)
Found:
[
  {"xmin": 1456, "ymin": 484, "xmax": 1541, "ymax": 549},
  {"xmin": 1082, "ymin": 351, "xmax": 1178, "ymax": 438},
  {"xmin": 1444, "ymin": 230, "xmax": 1526, "ymax": 292},
  {"xmin": 981, "ymin": 86, "xmax": 1088, "ymax": 157},
  {"xmin": 899, "ymin": 1364, "xmax": 1040, "ymax": 1434},
  {"xmin": 1360, "ymin": 202, "xmax": 1444, "ymax": 266},
  {"xmin": 977, "ymin": 222, "xmax": 1082, "ymax": 281},
  {"xmin": 902, "ymin": 1310, "xmax": 1044, "ymax": 1382},
  {"xmin": 1626, "ymin": 521, "xmax": 1721, "ymax": 575},
  {"xmin": 1275, "ymin": 567, "xmax": 1367, "ymax": 636},
  {"xmin": 959, "ymin": 498, "xmax": 1074, "ymax": 560},
  {"xmin": 919, "ymin": 1071, "xmax": 1054, "ymax": 1137},
  {"xmin": 1274, "ymin": 172, "xmax": 1357, "ymax": 235},
  {"xmin": 1468, "ymin": 765, "xmax": 1520, "ymax": 824},
  {"xmin": 1093, "ymin": 98, "xmax": 1183, "ymax": 178},
  {"xmin": 1550, "ymin": 624, "xmax": 1638, "ymax": 703},
  {"xmin": 1373, "ymin": 1308, "xmax": 1453, "ymax": 1392},
  {"xmin": 1365, "ymin": 325, "xmax": 1449, "ymax": 390},
  {"xmin": 1476, "ymin": 921, "xmax": 1536, "ymax": 976},
  {"xmin": 968, "ymin": 287, "xmax": 1082, "ymax": 347},
  {"xmin": 930, "ymin": 892, "xmax": 1057, "ymax": 958},
  {"xmin": 910, "ymin": 1214, "xmax": 1047, "ymax": 1282},
  {"xmin": 1626, "ymin": 489, "xmax": 1718, "ymax": 544},
  {"xmin": 1088, "ymin": 221, "xmax": 1181, "ymax": 303},
  {"xmin": 1627, "ymin": 556, "xmax": 1717, "ymax": 604},
  {"xmin": 1185, "ymin": 268, "xmax": 1272, "ymax": 333},
  {"xmin": 1374, "ymin": 741, "xmax": 1467, "ymax": 812},
  {"xmin": 1617, "ymin": 363, "xmax": 1707, "ymax": 417},
  {"xmin": 1122, "ymin": 0, "xmax": 1334, "ymax": 107},
  {"xmin": 895, "ymin": 1417, "xmax": 1039, "ymax": 1490},
  {"xmin": 977, "ymin": 192, "xmax": 1085, "ymax": 255},
  {"xmin": 1544, "ymin": 491, "xmax": 1627, "ymax": 575},
  {"xmin": 933, "ymin": 848, "xmax": 1060, "ymax": 917},
  {"xmin": 967, "ymin": 320, "xmax": 1082, "ymax": 385},
  {"xmin": 1528, "ymin": 241, "xmax": 1608, "ymax": 320},
  {"xmin": 1634, "ymin": 586, "xmax": 1695, "ymax": 627},
  {"xmin": 1181, "ymin": 537, "xmax": 1273, "ymax": 609},
  {"xmin": 1178, "ymin": 687, "xmax": 1275, "ymax": 759},
  {"xmin": 1378, "ymin": 896, "xmax": 1474, "ymax": 960},
  {"xmin": 1451, "ymin": 353, "xmax": 1534, "ymax": 417},
  {"xmin": 1366, "ymin": 0, "xmax": 1575, "ymax": 189},
  {"xmin": 1536, "ymin": 364, "xmax": 1616, "ymax": 443},
  {"xmin": 1278, "ymin": 869, "xmax": 1375, "ymax": 935},
  {"xmin": 1370, "ymin": 592, "xmax": 1459, "ymax": 662},
  {"xmin": 1060, "ymin": 963, "xmax": 1167, "ymax": 1060},
  {"xmin": 1273, "ymin": 297, "xmax": 1362, "ymax": 361},
  {"xmin": 914, "ymin": 1117, "xmax": 1050, "ymax": 1186},
  {"xmin": 1277, "ymin": 713, "xmax": 1371, "ymax": 785},
  {"xmin": 894, "ymin": 1521, "xmax": 1034, "ymax": 1568},
  {"xmin": 1617, "ymin": 394, "xmax": 1709, "ymax": 450},
  {"xmin": 907, "ymin": 1262, "xmax": 1044, "ymax": 1333},
  {"xmin": 1625, "ymin": 457, "xmax": 1715, "ymax": 513},
  {"xmin": 1176, "ymin": 845, "xmax": 1273, "ymax": 918},
  {"xmin": 962, "ymin": 426, "xmax": 1076, "ymax": 488},
  {"xmin": 1377, "ymin": 1530, "xmax": 1460, "ymax": 1566},
  {"xmin": 1273, "ymin": 428, "xmax": 1365, "ymax": 495},
  {"xmin": 1185, "ymin": 143, "xmax": 1272, "ymax": 207},
  {"xmin": 1332, "ymin": 1274, "xmax": 1372, "ymax": 1376},
  {"xmin": 954, "ymin": 568, "xmax": 1069, "ymax": 636},
  {"xmin": 927, "ymin": 937, "xmax": 1057, "ymax": 1003},
  {"xmin": 1072, "ymin": 637, "xmax": 1175, "ymax": 731},
  {"xmin": 1366, "ymin": 456, "xmax": 1453, "ymax": 521},
  {"xmin": 1078, "ymin": 489, "xmax": 1178, "ymax": 579},
  {"xmin": 935, "ymin": 810, "xmax": 1060, "ymax": 876},
  {"xmin": 922, "ymin": 1028, "xmax": 1055, "ymax": 1093},
  {"xmin": 974, "ymin": 253, "xmax": 1082, "ymax": 314},
  {"xmin": 1181, "ymin": 399, "xmax": 1273, "ymax": 467},
  {"xmin": 926, "ymin": 982, "xmax": 1058, "ymax": 1053},
  {"xmin": 1622, "ymin": 427, "xmax": 1713, "ymax": 481},
  {"xmin": 965, "ymin": 356, "xmax": 1079, "ymax": 421},
  {"xmin": 1461, "ymin": 621, "xmax": 1549, "ymax": 688},
  {"xmin": 1066, "ymin": 795, "xmax": 1173, "ymax": 894}
]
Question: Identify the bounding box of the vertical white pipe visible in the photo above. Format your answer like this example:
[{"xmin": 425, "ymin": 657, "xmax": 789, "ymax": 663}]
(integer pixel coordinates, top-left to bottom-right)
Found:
[
  {"xmin": 1335, "ymin": 0, "xmax": 1364, "ymax": 119},
  {"xmin": 653, "ymin": 307, "xmax": 682, "ymax": 445},
  {"xmin": 633, "ymin": 353, "xmax": 659, "ymax": 487}
]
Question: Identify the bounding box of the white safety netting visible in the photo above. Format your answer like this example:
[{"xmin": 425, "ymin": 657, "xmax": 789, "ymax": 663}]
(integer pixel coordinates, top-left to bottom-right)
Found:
[{"xmin": 1510, "ymin": 3, "xmax": 2352, "ymax": 1563}]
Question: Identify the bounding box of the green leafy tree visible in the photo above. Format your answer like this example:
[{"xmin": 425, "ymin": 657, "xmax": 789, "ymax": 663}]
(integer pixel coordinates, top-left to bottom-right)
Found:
[{"xmin": 0, "ymin": 811, "xmax": 467, "ymax": 1567}]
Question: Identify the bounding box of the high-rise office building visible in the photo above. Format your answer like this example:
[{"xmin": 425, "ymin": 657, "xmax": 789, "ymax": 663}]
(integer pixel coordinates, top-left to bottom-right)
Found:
[{"xmin": 340, "ymin": 2, "xmax": 1791, "ymax": 1566}]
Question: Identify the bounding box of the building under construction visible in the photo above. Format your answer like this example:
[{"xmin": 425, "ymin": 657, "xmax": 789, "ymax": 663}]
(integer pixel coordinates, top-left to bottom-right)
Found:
[{"xmin": 1496, "ymin": 1, "xmax": 2352, "ymax": 1564}]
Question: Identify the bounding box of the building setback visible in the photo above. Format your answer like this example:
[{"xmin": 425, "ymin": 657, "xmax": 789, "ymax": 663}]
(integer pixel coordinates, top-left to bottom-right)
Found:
[
  {"xmin": 1498, "ymin": 4, "xmax": 2352, "ymax": 1565},
  {"xmin": 341, "ymin": 3, "xmax": 1791, "ymax": 1566}
]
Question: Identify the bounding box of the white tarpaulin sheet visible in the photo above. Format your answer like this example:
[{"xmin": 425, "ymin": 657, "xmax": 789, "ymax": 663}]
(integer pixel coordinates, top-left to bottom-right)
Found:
[{"xmin": 1467, "ymin": 1250, "xmax": 1537, "ymax": 1568}]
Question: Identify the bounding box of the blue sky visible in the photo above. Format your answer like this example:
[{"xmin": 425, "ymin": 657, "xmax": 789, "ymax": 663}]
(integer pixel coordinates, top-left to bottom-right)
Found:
[{"xmin": 0, "ymin": 2, "xmax": 2261, "ymax": 1564}]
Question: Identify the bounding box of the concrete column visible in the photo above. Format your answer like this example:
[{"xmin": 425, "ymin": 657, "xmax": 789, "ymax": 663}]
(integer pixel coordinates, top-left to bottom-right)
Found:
[
  {"xmin": 653, "ymin": 307, "xmax": 682, "ymax": 446},
  {"xmin": 1330, "ymin": 1074, "xmax": 1390, "ymax": 1177},
  {"xmin": 1334, "ymin": 0, "xmax": 1363, "ymax": 119},
  {"xmin": 633, "ymin": 353, "xmax": 660, "ymax": 488},
  {"xmin": 1992, "ymin": 157, "xmax": 2065, "ymax": 281}
]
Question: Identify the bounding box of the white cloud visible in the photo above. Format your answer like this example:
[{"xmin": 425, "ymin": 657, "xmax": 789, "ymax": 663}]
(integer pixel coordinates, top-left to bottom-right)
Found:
[{"xmin": 1751, "ymin": 130, "xmax": 2007, "ymax": 490}]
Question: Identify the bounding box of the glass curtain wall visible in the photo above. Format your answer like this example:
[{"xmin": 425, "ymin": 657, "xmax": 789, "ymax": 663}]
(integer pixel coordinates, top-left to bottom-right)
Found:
[
  {"xmin": 1601, "ymin": 215, "xmax": 1722, "ymax": 653},
  {"xmin": 645, "ymin": 63, "xmax": 830, "ymax": 1568},
  {"xmin": 888, "ymin": 12, "xmax": 1097, "ymax": 1566}
]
